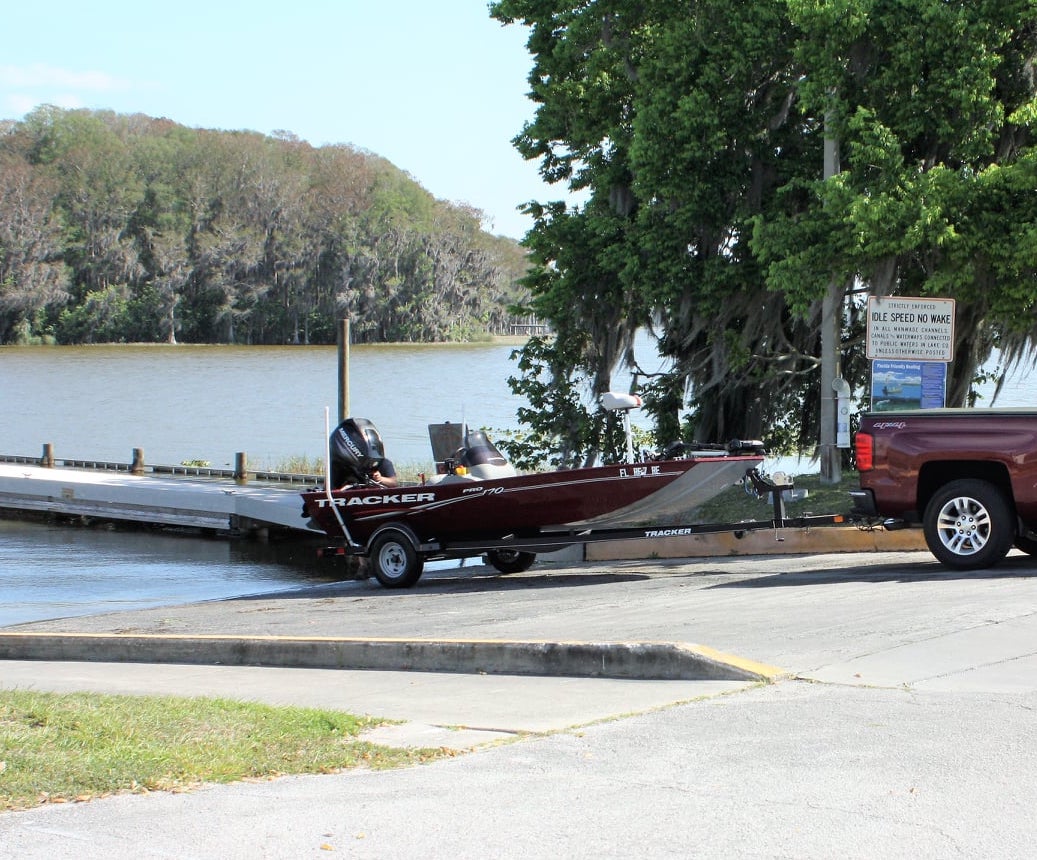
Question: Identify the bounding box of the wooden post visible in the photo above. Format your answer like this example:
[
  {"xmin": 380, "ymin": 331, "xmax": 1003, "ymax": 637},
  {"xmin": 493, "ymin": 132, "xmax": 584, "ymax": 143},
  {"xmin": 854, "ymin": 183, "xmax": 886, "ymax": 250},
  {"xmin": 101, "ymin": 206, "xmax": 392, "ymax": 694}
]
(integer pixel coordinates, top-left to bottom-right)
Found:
[
  {"xmin": 131, "ymin": 448, "xmax": 145, "ymax": 475},
  {"xmin": 41, "ymin": 443, "xmax": 54, "ymax": 468},
  {"xmin": 338, "ymin": 317, "xmax": 350, "ymax": 423},
  {"xmin": 235, "ymin": 452, "xmax": 248, "ymax": 485}
]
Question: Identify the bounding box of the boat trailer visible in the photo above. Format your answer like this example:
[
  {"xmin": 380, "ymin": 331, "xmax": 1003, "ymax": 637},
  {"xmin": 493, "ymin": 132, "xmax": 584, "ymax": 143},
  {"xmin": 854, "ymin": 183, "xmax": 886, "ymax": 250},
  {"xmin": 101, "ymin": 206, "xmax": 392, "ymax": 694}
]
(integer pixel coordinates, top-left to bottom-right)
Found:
[{"xmin": 319, "ymin": 468, "xmax": 849, "ymax": 588}]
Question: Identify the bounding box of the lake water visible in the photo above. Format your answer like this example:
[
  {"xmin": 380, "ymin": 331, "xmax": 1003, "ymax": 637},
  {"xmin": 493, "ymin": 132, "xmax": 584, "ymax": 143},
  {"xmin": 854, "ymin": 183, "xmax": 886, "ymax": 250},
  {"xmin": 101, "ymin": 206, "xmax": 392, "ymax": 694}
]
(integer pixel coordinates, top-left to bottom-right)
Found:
[
  {"xmin": 1, "ymin": 343, "xmax": 524, "ymax": 471},
  {"xmin": 0, "ymin": 339, "xmax": 669, "ymax": 471},
  {"xmin": 1, "ymin": 340, "xmax": 1034, "ymax": 626},
  {"xmin": 0, "ymin": 338, "xmax": 663, "ymax": 624},
  {"xmin": 0, "ymin": 518, "xmax": 342, "ymax": 627},
  {"xmin": 4, "ymin": 340, "xmax": 1032, "ymax": 471}
]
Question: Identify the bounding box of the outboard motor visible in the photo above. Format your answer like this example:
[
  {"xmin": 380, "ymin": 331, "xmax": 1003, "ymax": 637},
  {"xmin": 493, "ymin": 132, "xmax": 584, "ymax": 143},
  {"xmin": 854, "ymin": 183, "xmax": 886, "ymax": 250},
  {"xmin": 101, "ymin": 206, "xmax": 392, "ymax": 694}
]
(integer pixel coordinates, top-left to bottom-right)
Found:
[{"xmin": 329, "ymin": 417, "xmax": 385, "ymax": 488}]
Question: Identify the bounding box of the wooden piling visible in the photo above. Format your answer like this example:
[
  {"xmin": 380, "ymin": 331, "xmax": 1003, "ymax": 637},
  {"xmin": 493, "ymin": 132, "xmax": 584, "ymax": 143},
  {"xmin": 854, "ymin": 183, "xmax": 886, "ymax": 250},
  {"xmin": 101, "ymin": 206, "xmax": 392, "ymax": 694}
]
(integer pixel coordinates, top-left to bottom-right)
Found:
[
  {"xmin": 41, "ymin": 443, "xmax": 54, "ymax": 468},
  {"xmin": 235, "ymin": 452, "xmax": 248, "ymax": 485},
  {"xmin": 131, "ymin": 448, "xmax": 145, "ymax": 475},
  {"xmin": 338, "ymin": 317, "xmax": 350, "ymax": 422}
]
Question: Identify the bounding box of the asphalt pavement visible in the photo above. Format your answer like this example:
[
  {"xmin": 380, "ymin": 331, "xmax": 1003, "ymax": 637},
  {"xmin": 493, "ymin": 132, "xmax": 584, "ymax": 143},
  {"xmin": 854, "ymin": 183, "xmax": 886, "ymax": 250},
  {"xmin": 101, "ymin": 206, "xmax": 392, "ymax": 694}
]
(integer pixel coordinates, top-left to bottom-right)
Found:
[{"xmin": 3, "ymin": 546, "xmax": 1037, "ymax": 858}]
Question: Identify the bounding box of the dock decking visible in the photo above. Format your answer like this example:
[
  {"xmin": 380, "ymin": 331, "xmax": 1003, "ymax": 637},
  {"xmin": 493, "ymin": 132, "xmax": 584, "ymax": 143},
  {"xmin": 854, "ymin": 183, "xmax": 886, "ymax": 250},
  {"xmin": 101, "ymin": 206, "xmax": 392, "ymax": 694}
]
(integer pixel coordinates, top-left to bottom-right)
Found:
[{"xmin": 0, "ymin": 463, "xmax": 323, "ymax": 536}]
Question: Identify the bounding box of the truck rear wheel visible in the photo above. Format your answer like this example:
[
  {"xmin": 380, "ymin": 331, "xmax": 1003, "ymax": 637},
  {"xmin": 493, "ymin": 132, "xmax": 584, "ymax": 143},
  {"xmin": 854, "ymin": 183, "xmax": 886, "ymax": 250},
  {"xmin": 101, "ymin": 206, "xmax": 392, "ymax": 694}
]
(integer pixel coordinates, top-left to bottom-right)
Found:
[
  {"xmin": 923, "ymin": 479, "xmax": 1014, "ymax": 570},
  {"xmin": 1014, "ymin": 535, "xmax": 1037, "ymax": 556}
]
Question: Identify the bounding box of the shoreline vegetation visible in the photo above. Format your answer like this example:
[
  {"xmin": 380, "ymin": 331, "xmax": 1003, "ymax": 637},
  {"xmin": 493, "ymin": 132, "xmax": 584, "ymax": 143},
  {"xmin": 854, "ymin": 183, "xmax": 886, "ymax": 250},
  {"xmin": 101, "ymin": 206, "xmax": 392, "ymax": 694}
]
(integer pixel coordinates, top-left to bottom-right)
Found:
[
  {"xmin": 1, "ymin": 107, "xmax": 533, "ymax": 349},
  {"xmin": 0, "ymin": 334, "xmax": 535, "ymax": 349}
]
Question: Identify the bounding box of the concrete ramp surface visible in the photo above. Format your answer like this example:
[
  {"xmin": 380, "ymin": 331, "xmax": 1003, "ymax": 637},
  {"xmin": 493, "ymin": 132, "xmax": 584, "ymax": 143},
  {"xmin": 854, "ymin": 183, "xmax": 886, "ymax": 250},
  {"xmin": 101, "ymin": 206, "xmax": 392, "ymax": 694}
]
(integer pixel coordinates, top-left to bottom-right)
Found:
[{"xmin": 0, "ymin": 463, "xmax": 321, "ymax": 534}]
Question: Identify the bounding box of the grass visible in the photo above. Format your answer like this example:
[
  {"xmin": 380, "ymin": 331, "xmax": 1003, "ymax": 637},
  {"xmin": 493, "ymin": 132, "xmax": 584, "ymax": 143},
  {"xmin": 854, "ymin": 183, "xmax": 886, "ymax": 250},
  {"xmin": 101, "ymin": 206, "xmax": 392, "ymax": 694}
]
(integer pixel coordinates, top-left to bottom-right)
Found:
[
  {"xmin": 0, "ymin": 690, "xmax": 451, "ymax": 812},
  {"xmin": 693, "ymin": 469, "xmax": 861, "ymax": 524},
  {"xmin": 265, "ymin": 456, "xmax": 433, "ymax": 484}
]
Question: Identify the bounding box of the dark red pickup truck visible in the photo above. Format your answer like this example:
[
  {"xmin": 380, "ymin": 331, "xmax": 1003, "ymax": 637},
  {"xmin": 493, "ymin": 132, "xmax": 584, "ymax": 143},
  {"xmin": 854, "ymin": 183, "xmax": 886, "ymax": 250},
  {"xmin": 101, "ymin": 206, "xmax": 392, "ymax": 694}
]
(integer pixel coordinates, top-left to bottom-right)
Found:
[{"xmin": 851, "ymin": 408, "xmax": 1037, "ymax": 570}]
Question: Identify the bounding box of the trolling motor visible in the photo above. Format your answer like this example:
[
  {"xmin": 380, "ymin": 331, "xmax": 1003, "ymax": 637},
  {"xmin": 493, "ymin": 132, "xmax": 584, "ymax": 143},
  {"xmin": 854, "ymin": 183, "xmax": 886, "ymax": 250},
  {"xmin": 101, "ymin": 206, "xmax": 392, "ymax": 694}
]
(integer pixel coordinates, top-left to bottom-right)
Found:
[{"xmin": 601, "ymin": 391, "xmax": 643, "ymax": 463}]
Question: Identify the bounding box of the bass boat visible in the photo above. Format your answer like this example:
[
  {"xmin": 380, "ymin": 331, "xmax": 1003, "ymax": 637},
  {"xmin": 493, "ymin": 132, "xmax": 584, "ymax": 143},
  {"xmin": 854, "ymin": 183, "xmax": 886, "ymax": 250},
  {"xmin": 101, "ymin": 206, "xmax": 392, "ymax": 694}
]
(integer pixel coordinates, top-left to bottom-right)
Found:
[{"xmin": 302, "ymin": 395, "xmax": 766, "ymax": 587}]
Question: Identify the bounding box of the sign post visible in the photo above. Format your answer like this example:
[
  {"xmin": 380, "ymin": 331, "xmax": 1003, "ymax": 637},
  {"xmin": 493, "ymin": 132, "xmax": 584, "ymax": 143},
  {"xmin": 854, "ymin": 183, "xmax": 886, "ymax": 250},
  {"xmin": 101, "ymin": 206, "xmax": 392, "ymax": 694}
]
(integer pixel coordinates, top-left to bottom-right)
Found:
[{"xmin": 833, "ymin": 378, "xmax": 851, "ymax": 448}]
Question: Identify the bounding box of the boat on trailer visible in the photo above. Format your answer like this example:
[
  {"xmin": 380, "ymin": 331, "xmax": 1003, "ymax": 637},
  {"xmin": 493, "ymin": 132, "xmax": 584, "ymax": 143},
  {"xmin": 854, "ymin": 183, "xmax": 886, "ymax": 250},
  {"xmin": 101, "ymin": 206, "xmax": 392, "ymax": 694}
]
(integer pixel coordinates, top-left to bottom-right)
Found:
[{"xmin": 301, "ymin": 394, "xmax": 780, "ymax": 588}]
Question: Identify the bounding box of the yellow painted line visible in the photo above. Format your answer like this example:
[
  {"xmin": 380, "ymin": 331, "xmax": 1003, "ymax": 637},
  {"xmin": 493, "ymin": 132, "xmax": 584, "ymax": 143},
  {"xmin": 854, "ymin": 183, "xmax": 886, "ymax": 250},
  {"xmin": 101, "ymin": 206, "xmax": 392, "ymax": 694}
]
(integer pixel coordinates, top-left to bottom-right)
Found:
[{"xmin": 686, "ymin": 643, "xmax": 788, "ymax": 681}]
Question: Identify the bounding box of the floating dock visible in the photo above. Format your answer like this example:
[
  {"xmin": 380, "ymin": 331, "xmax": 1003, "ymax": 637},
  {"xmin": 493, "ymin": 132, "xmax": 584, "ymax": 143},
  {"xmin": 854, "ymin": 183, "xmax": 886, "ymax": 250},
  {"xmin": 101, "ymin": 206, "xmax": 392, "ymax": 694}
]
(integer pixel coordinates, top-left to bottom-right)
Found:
[{"xmin": 0, "ymin": 462, "xmax": 322, "ymax": 536}]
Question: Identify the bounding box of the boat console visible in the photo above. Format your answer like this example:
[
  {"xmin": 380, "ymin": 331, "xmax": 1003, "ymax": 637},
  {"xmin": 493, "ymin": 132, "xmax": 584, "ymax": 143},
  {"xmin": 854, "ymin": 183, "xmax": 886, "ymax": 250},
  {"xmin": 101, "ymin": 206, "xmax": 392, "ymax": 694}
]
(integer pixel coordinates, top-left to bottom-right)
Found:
[{"xmin": 426, "ymin": 422, "xmax": 517, "ymax": 482}]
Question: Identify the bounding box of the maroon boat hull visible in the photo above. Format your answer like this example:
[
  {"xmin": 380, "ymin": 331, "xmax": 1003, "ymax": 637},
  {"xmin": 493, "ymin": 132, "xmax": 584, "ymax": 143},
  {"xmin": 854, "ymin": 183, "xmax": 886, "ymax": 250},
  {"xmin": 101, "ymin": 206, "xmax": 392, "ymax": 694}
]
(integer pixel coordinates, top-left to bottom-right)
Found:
[{"xmin": 301, "ymin": 455, "xmax": 763, "ymax": 548}]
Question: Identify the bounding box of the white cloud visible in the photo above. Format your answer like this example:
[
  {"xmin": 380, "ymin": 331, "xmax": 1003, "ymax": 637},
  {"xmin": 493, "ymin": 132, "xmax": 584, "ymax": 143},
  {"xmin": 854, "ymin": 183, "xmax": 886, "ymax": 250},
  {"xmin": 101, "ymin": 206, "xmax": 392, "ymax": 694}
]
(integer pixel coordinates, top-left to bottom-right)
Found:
[
  {"xmin": 0, "ymin": 64, "xmax": 130, "ymax": 92},
  {"xmin": 5, "ymin": 94, "xmax": 40, "ymax": 115}
]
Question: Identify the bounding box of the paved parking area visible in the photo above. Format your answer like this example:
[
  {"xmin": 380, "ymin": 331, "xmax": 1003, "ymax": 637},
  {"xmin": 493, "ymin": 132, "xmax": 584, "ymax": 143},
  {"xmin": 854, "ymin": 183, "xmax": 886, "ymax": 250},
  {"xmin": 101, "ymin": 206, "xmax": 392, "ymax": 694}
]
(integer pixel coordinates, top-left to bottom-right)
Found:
[{"xmin": 3, "ymin": 548, "xmax": 1037, "ymax": 858}]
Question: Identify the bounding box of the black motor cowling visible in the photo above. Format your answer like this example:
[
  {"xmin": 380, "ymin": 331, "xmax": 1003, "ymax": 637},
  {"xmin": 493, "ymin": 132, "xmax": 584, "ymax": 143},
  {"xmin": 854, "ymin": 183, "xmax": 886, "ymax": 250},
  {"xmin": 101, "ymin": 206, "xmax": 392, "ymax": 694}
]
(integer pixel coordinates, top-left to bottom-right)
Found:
[{"xmin": 329, "ymin": 417, "xmax": 385, "ymax": 487}]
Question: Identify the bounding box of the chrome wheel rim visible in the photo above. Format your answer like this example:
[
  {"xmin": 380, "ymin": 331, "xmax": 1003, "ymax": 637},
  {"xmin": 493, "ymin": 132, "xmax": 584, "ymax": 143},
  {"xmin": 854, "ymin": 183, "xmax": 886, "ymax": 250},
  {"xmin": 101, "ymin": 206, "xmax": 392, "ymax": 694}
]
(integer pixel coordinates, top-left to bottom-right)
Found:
[{"xmin": 936, "ymin": 495, "xmax": 991, "ymax": 556}]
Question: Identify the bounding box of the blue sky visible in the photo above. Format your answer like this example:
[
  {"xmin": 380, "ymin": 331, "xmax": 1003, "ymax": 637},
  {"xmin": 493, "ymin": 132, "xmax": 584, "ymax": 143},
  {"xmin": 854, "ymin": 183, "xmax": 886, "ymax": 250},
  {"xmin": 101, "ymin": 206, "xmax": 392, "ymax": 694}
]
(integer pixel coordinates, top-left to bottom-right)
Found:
[{"xmin": 0, "ymin": 2, "xmax": 551, "ymax": 239}]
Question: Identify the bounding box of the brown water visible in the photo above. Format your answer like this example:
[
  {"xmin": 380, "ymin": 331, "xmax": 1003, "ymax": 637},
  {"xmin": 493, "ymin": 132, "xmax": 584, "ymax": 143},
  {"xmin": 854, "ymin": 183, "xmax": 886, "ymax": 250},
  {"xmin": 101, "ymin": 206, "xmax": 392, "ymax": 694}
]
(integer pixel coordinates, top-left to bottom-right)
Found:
[{"xmin": 0, "ymin": 343, "xmax": 532, "ymax": 470}]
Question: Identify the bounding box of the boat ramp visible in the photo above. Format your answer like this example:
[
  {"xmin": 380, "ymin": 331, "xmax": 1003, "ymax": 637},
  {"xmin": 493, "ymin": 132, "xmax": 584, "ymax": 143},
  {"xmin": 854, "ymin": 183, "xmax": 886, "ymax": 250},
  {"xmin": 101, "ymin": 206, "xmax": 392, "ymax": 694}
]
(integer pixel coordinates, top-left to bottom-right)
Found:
[{"xmin": 0, "ymin": 459, "xmax": 322, "ymax": 538}]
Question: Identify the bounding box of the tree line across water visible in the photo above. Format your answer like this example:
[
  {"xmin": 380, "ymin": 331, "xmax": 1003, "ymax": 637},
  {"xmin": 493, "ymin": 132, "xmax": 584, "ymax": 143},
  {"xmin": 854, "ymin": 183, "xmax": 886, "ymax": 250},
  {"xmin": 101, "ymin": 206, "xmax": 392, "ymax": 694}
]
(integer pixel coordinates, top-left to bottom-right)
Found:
[{"xmin": 0, "ymin": 106, "xmax": 531, "ymax": 346}]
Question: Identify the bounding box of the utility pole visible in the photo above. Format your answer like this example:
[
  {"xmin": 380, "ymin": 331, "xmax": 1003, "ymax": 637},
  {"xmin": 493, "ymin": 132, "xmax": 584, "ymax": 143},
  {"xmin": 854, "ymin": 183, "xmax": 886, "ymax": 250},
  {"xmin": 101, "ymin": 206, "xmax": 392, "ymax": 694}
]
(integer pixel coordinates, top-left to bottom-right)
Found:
[{"xmin": 820, "ymin": 104, "xmax": 843, "ymax": 484}]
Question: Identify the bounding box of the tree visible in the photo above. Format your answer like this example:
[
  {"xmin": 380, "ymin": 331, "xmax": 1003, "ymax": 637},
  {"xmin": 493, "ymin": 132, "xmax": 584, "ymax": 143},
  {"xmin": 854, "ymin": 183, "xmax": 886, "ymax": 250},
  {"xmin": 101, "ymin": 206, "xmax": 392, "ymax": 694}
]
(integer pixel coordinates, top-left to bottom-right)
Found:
[
  {"xmin": 491, "ymin": 0, "xmax": 1037, "ymax": 464},
  {"xmin": 0, "ymin": 150, "xmax": 68, "ymax": 343},
  {"xmin": 0, "ymin": 108, "xmax": 532, "ymax": 346},
  {"xmin": 754, "ymin": 0, "xmax": 1037, "ymax": 407}
]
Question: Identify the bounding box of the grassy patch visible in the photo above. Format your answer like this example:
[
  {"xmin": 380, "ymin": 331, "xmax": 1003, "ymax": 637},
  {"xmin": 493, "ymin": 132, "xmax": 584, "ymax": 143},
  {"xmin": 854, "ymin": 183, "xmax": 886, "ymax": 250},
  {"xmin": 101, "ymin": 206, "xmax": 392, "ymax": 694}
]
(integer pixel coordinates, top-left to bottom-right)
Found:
[
  {"xmin": 265, "ymin": 456, "xmax": 434, "ymax": 484},
  {"xmin": 693, "ymin": 470, "xmax": 860, "ymax": 524},
  {"xmin": 0, "ymin": 690, "xmax": 450, "ymax": 811}
]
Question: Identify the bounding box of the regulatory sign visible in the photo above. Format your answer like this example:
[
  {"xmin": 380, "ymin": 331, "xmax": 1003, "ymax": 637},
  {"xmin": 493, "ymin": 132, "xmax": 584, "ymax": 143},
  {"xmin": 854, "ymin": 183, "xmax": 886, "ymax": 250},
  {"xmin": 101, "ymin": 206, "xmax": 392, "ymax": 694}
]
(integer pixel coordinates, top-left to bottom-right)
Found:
[{"xmin": 866, "ymin": 296, "xmax": 955, "ymax": 361}]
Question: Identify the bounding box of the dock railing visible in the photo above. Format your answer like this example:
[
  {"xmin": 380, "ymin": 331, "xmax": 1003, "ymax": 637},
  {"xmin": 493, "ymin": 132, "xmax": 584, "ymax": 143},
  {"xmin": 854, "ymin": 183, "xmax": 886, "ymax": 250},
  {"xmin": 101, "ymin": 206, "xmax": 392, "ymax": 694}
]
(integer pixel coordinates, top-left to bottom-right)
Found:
[{"xmin": 1, "ymin": 445, "xmax": 321, "ymax": 486}]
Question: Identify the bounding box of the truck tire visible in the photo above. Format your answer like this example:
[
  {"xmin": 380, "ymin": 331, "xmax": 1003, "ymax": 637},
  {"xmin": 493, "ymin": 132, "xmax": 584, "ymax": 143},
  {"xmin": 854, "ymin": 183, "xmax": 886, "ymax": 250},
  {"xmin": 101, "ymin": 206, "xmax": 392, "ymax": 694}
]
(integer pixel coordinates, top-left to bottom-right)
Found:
[
  {"xmin": 369, "ymin": 528, "xmax": 424, "ymax": 588},
  {"xmin": 923, "ymin": 479, "xmax": 1015, "ymax": 570},
  {"xmin": 1013, "ymin": 535, "xmax": 1037, "ymax": 556}
]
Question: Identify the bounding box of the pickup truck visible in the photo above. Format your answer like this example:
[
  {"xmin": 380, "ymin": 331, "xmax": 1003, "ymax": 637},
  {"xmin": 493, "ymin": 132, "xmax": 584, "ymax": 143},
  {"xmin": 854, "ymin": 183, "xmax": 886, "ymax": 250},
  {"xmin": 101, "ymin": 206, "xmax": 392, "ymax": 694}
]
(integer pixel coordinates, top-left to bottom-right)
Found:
[{"xmin": 851, "ymin": 408, "xmax": 1037, "ymax": 570}]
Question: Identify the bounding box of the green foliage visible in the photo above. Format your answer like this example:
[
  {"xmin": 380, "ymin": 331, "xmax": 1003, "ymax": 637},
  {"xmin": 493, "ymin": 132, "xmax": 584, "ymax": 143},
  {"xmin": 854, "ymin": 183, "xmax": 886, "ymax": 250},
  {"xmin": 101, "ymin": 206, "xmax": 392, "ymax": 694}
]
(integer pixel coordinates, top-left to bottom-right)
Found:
[
  {"xmin": 497, "ymin": 335, "xmax": 635, "ymax": 468},
  {"xmin": 0, "ymin": 108, "xmax": 531, "ymax": 346},
  {"xmin": 493, "ymin": 0, "xmax": 1037, "ymax": 464}
]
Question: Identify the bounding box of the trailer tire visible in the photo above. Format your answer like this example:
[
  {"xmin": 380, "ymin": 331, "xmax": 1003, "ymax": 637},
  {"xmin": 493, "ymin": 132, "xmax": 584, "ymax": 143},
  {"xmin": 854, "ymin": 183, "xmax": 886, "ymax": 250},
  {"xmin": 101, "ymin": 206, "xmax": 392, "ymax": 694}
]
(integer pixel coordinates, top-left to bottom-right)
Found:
[
  {"xmin": 486, "ymin": 549, "xmax": 537, "ymax": 574},
  {"xmin": 369, "ymin": 528, "xmax": 424, "ymax": 588},
  {"xmin": 923, "ymin": 479, "xmax": 1014, "ymax": 570}
]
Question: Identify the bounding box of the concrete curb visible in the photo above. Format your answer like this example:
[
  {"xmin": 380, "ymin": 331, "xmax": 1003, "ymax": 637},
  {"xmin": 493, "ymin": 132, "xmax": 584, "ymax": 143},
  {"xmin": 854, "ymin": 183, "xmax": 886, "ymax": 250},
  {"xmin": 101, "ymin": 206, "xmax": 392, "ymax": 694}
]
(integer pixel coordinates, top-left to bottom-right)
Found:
[{"xmin": 0, "ymin": 633, "xmax": 783, "ymax": 682}]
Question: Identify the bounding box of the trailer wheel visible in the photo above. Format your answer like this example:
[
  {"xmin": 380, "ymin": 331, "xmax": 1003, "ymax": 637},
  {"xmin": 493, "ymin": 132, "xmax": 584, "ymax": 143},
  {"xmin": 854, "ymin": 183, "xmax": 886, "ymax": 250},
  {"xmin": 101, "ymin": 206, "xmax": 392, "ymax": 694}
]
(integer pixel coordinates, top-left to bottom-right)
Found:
[
  {"xmin": 923, "ymin": 479, "xmax": 1014, "ymax": 570},
  {"xmin": 486, "ymin": 549, "xmax": 537, "ymax": 574},
  {"xmin": 369, "ymin": 528, "xmax": 424, "ymax": 588}
]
